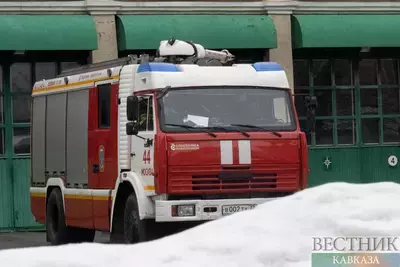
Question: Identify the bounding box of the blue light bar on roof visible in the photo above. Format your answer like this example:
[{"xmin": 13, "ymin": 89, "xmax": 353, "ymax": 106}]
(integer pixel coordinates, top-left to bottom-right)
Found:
[
  {"xmin": 137, "ymin": 62, "xmax": 180, "ymax": 73},
  {"xmin": 252, "ymin": 62, "xmax": 283, "ymax": 72}
]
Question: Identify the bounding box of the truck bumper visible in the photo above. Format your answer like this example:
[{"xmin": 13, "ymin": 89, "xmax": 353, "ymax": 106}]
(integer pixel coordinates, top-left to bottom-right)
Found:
[{"xmin": 155, "ymin": 197, "xmax": 277, "ymax": 222}]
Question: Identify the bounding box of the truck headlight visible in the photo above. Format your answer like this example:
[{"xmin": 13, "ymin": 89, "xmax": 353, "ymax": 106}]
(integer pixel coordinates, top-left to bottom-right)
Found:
[{"xmin": 171, "ymin": 204, "xmax": 195, "ymax": 217}]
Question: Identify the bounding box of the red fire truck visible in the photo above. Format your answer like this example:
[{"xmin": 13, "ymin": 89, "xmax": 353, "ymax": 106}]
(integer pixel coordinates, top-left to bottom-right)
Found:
[{"xmin": 30, "ymin": 39, "xmax": 312, "ymax": 245}]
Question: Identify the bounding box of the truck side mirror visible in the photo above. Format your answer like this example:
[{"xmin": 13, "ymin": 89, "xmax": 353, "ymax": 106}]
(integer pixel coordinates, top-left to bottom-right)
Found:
[
  {"xmin": 126, "ymin": 121, "xmax": 139, "ymax": 136},
  {"xmin": 127, "ymin": 96, "xmax": 139, "ymax": 121},
  {"xmin": 305, "ymin": 96, "xmax": 318, "ymax": 134}
]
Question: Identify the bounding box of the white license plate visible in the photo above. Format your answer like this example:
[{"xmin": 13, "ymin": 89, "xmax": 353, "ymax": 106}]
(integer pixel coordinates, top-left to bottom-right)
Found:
[{"xmin": 222, "ymin": 204, "xmax": 257, "ymax": 215}]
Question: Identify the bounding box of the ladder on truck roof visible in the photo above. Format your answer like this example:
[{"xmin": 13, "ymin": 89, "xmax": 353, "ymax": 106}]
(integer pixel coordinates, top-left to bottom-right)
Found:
[
  {"xmin": 59, "ymin": 38, "xmax": 236, "ymax": 77},
  {"xmin": 58, "ymin": 55, "xmax": 141, "ymax": 77}
]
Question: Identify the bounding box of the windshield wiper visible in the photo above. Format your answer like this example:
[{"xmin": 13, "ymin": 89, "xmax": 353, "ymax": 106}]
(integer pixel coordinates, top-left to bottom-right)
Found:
[
  {"xmin": 202, "ymin": 126, "xmax": 250, "ymax": 138},
  {"xmin": 164, "ymin": 123, "xmax": 217, "ymax": 138},
  {"xmin": 230, "ymin": 124, "xmax": 282, "ymax": 137},
  {"xmin": 156, "ymin": 86, "xmax": 172, "ymax": 100}
]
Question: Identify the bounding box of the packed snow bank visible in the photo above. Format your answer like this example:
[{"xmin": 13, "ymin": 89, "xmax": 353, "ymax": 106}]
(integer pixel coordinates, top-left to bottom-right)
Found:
[{"xmin": 2, "ymin": 182, "xmax": 400, "ymax": 267}]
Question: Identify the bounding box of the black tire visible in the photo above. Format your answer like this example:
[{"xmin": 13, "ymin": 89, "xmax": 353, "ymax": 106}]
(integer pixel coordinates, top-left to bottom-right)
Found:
[
  {"xmin": 46, "ymin": 188, "xmax": 70, "ymax": 245},
  {"xmin": 46, "ymin": 188, "xmax": 96, "ymax": 245},
  {"xmin": 109, "ymin": 231, "xmax": 124, "ymax": 244},
  {"xmin": 123, "ymin": 193, "xmax": 156, "ymax": 243}
]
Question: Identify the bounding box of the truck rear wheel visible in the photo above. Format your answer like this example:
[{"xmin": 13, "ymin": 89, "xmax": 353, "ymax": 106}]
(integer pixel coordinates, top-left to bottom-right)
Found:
[
  {"xmin": 46, "ymin": 188, "xmax": 70, "ymax": 245},
  {"xmin": 46, "ymin": 188, "xmax": 96, "ymax": 245},
  {"xmin": 123, "ymin": 193, "xmax": 157, "ymax": 243}
]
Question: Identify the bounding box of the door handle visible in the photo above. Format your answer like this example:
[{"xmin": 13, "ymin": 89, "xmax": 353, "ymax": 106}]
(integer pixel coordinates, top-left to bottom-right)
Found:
[{"xmin": 93, "ymin": 164, "xmax": 99, "ymax": 173}]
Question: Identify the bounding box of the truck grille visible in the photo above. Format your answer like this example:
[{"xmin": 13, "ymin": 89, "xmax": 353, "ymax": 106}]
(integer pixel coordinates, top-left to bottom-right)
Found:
[
  {"xmin": 168, "ymin": 165, "xmax": 299, "ymax": 194},
  {"xmin": 192, "ymin": 173, "xmax": 277, "ymax": 190}
]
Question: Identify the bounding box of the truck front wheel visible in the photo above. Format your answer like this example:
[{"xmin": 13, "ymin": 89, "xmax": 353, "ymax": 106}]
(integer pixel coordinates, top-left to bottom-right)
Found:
[{"xmin": 123, "ymin": 193, "xmax": 157, "ymax": 243}]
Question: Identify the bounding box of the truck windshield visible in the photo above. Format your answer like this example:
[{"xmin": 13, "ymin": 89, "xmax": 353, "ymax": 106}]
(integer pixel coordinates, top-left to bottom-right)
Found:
[{"xmin": 158, "ymin": 86, "xmax": 297, "ymax": 133}]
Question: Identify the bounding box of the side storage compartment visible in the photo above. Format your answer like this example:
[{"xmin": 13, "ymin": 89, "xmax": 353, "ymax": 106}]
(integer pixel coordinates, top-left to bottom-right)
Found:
[
  {"xmin": 45, "ymin": 94, "xmax": 67, "ymax": 178},
  {"xmin": 66, "ymin": 90, "xmax": 89, "ymax": 187}
]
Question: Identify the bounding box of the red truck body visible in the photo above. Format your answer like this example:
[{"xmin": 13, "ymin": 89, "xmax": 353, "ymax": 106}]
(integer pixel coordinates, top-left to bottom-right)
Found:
[{"xmin": 30, "ymin": 44, "xmax": 309, "ymax": 245}]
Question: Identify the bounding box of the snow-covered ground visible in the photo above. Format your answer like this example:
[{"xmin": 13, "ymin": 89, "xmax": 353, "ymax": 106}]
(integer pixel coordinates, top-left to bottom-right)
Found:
[{"xmin": 1, "ymin": 182, "xmax": 400, "ymax": 267}]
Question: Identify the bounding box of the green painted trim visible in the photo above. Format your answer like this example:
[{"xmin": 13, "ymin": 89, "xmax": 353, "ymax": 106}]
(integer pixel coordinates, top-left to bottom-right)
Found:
[
  {"xmin": 0, "ymin": 15, "xmax": 98, "ymax": 50},
  {"xmin": 2, "ymin": 63, "xmax": 15, "ymax": 228},
  {"xmin": 14, "ymin": 226, "xmax": 45, "ymax": 232},
  {"xmin": 299, "ymin": 116, "xmax": 355, "ymax": 120},
  {"xmin": 297, "ymin": 85, "xmax": 399, "ymax": 90},
  {"xmin": 116, "ymin": 14, "xmax": 277, "ymax": 51},
  {"xmin": 3, "ymin": 64, "xmax": 12, "ymax": 158},
  {"xmin": 308, "ymin": 143, "xmax": 400, "ymax": 149},
  {"xmin": 13, "ymin": 123, "xmax": 30, "ymax": 128},
  {"xmin": 292, "ymin": 15, "xmax": 400, "ymax": 48},
  {"xmin": 296, "ymin": 86, "xmax": 355, "ymax": 90},
  {"xmin": 381, "ymin": 114, "xmax": 400, "ymax": 119},
  {"xmin": 12, "ymin": 155, "xmax": 30, "ymax": 159},
  {"xmin": 0, "ymin": 226, "xmax": 44, "ymax": 233},
  {"xmin": 332, "ymin": 84, "xmax": 338, "ymax": 145},
  {"xmin": 359, "ymin": 114, "xmax": 380, "ymax": 119},
  {"xmin": 378, "ymin": 86, "xmax": 384, "ymax": 144}
]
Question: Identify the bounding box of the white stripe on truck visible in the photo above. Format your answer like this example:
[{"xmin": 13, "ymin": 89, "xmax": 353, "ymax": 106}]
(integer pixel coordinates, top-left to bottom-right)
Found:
[
  {"xmin": 220, "ymin": 140, "xmax": 233, "ymax": 165},
  {"xmin": 238, "ymin": 140, "xmax": 252, "ymax": 164}
]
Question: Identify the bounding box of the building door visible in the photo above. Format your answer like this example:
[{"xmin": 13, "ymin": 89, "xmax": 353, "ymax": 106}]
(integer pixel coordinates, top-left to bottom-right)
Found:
[
  {"xmin": 0, "ymin": 62, "xmax": 35, "ymax": 230},
  {"xmin": 0, "ymin": 64, "xmax": 15, "ymax": 230},
  {"xmin": 9, "ymin": 62, "xmax": 35, "ymax": 229},
  {"xmin": 0, "ymin": 55, "xmax": 86, "ymax": 231},
  {"xmin": 294, "ymin": 53, "xmax": 400, "ymax": 187},
  {"xmin": 356, "ymin": 58, "xmax": 400, "ymax": 183}
]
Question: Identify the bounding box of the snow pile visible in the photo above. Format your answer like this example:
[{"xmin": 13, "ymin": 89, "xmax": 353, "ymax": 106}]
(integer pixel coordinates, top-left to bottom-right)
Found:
[{"xmin": 2, "ymin": 182, "xmax": 400, "ymax": 267}]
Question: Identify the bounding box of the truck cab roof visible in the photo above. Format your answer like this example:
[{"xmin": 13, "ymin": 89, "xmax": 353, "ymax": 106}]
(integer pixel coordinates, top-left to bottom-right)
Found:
[{"xmin": 32, "ymin": 61, "xmax": 289, "ymax": 97}]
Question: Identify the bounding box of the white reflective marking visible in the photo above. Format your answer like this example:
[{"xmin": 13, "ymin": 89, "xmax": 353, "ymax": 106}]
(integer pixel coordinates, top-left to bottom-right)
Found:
[
  {"xmin": 220, "ymin": 140, "xmax": 233, "ymax": 164},
  {"xmin": 238, "ymin": 140, "xmax": 251, "ymax": 164}
]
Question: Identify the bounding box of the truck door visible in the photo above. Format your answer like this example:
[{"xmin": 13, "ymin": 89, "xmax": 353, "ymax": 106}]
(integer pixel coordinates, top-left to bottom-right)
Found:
[
  {"xmin": 88, "ymin": 80, "xmax": 119, "ymax": 230},
  {"xmin": 130, "ymin": 95, "xmax": 156, "ymax": 191},
  {"xmin": 88, "ymin": 80, "xmax": 119, "ymax": 189}
]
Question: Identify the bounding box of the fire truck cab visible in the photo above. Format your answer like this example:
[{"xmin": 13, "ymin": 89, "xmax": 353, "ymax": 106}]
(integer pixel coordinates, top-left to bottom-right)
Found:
[{"xmin": 30, "ymin": 39, "xmax": 311, "ymax": 245}]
